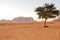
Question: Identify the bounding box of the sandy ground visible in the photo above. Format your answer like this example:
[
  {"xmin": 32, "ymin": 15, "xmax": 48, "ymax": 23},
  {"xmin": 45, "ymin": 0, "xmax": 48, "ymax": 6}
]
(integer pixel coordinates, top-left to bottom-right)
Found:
[{"xmin": 0, "ymin": 22, "xmax": 60, "ymax": 40}]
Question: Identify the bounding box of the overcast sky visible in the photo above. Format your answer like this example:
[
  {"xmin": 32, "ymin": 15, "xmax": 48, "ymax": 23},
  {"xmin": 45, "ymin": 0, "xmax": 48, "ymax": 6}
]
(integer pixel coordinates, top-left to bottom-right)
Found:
[{"xmin": 0, "ymin": 0, "xmax": 60, "ymax": 21}]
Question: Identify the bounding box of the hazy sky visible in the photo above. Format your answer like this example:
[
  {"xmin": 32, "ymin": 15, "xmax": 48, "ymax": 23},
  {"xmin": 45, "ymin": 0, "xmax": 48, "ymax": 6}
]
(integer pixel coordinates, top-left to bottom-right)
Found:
[{"xmin": 0, "ymin": 0, "xmax": 60, "ymax": 20}]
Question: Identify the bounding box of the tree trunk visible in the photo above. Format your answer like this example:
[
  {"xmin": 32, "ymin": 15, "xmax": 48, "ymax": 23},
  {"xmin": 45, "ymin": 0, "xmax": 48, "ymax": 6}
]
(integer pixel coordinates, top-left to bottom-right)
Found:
[{"xmin": 44, "ymin": 18, "xmax": 47, "ymax": 27}]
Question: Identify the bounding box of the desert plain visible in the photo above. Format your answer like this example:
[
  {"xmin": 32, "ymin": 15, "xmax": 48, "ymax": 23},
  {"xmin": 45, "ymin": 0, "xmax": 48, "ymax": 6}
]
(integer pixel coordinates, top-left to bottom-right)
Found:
[{"xmin": 0, "ymin": 22, "xmax": 60, "ymax": 40}]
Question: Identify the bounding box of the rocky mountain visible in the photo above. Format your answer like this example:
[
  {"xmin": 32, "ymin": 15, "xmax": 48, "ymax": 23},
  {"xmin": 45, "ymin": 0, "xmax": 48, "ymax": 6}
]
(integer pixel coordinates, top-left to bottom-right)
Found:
[
  {"xmin": 12, "ymin": 16, "xmax": 34, "ymax": 22},
  {"xmin": 0, "ymin": 16, "xmax": 34, "ymax": 22}
]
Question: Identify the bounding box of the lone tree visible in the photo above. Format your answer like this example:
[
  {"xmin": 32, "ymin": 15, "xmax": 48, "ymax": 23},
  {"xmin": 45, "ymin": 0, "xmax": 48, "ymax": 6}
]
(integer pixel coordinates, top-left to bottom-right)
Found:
[{"xmin": 35, "ymin": 3, "xmax": 60, "ymax": 27}]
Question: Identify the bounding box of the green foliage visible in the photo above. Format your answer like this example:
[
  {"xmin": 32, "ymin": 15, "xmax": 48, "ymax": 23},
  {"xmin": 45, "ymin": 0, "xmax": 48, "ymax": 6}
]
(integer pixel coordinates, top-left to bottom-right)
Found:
[{"xmin": 35, "ymin": 3, "xmax": 60, "ymax": 19}]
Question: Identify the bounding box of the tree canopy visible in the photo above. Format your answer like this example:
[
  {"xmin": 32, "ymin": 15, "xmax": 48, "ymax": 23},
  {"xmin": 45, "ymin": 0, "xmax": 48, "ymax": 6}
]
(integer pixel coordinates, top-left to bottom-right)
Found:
[{"xmin": 35, "ymin": 3, "xmax": 60, "ymax": 19}]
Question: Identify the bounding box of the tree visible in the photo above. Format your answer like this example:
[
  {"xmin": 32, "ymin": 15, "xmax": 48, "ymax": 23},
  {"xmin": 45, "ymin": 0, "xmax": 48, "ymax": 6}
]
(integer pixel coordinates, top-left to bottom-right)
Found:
[{"xmin": 35, "ymin": 3, "xmax": 60, "ymax": 27}]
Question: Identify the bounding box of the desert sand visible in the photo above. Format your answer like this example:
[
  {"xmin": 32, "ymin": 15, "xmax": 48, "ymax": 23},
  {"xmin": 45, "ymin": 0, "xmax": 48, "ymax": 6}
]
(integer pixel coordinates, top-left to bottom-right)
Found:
[{"xmin": 0, "ymin": 22, "xmax": 60, "ymax": 40}]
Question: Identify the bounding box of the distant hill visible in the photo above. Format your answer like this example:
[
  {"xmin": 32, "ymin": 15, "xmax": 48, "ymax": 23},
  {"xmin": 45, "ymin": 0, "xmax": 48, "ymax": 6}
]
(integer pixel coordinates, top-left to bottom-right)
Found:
[
  {"xmin": 12, "ymin": 16, "xmax": 34, "ymax": 22},
  {"xmin": 0, "ymin": 19, "xmax": 12, "ymax": 22},
  {"xmin": 0, "ymin": 16, "xmax": 34, "ymax": 22},
  {"xmin": 53, "ymin": 17, "xmax": 60, "ymax": 22}
]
